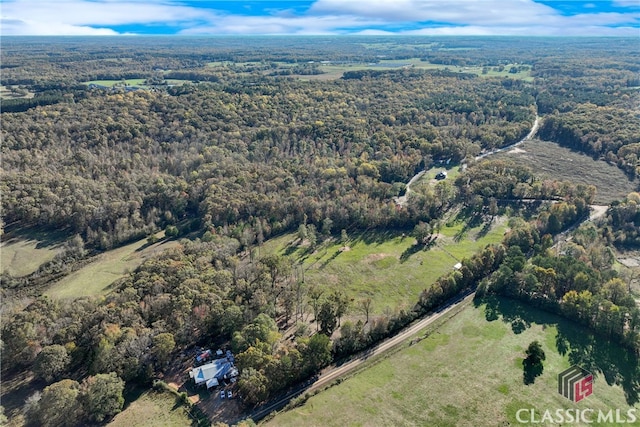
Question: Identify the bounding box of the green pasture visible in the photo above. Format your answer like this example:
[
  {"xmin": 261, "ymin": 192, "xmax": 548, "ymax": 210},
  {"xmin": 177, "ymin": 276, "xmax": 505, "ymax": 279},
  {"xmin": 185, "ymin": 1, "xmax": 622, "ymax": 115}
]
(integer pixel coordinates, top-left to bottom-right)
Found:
[
  {"xmin": 1, "ymin": 228, "xmax": 66, "ymax": 277},
  {"xmin": 311, "ymin": 58, "xmax": 533, "ymax": 81},
  {"xmin": 108, "ymin": 390, "xmax": 191, "ymax": 427},
  {"xmin": 266, "ymin": 297, "xmax": 639, "ymax": 426},
  {"xmin": 84, "ymin": 79, "xmax": 148, "ymax": 87},
  {"xmin": 45, "ymin": 233, "xmax": 179, "ymax": 300},
  {"xmin": 262, "ymin": 215, "xmax": 507, "ymax": 315}
]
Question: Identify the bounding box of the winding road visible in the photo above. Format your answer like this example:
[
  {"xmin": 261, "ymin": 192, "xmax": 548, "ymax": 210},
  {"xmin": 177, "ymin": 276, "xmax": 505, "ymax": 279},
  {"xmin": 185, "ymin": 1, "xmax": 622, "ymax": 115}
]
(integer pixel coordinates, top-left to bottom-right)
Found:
[
  {"xmin": 395, "ymin": 114, "xmax": 540, "ymax": 208},
  {"xmin": 233, "ymin": 113, "xmax": 543, "ymax": 424},
  {"xmin": 475, "ymin": 115, "xmax": 540, "ymax": 161},
  {"xmin": 394, "ymin": 170, "xmax": 426, "ymax": 207}
]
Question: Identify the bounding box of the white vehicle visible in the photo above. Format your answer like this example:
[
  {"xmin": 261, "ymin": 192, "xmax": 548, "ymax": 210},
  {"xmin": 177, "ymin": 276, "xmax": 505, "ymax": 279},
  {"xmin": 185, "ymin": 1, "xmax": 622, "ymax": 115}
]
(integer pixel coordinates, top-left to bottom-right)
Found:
[
  {"xmin": 227, "ymin": 390, "xmax": 233, "ymax": 399},
  {"xmin": 220, "ymin": 390, "xmax": 225, "ymax": 399}
]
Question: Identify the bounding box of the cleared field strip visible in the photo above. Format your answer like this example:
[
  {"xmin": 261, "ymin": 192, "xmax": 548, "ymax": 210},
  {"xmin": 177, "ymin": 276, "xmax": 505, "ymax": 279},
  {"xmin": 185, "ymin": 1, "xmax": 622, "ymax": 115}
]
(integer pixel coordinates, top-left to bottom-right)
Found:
[{"xmin": 45, "ymin": 235, "xmax": 179, "ymax": 299}]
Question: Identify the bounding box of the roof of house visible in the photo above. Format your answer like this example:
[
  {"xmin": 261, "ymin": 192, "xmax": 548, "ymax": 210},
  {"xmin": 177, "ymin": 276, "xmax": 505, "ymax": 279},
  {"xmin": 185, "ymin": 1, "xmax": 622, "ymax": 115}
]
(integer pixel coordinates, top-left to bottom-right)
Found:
[{"xmin": 191, "ymin": 357, "xmax": 238, "ymax": 385}]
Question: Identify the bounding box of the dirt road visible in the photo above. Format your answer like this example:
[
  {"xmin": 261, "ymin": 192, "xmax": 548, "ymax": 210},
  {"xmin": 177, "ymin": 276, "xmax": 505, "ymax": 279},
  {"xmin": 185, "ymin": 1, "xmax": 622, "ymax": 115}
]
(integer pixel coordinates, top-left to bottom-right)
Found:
[
  {"xmin": 475, "ymin": 115, "xmax": 540, "ymax": 161},
  {"xmin": 307, "ymin": 291, "xmax": 474, "ymax": 393},
  {"xmin": 243, "ymin": 292, "xmax": 475, "ymax": 423}
]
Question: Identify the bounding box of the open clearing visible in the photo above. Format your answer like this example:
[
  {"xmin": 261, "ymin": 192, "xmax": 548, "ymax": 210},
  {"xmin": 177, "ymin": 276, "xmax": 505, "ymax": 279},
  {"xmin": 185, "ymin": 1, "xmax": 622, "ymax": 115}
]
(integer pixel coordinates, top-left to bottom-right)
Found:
[
  {"xmin": 266, "ymin": 296, "xmax": 639, "ymax": 427},
  {"xmin": 312, "ymin": 59, "xmax": 533, "ymax": 81},
  {"xmin": 108, "ymin": 390, "xmax": 191, "ymax": 427},
  {"xmin": 45, "ymin": 234, "xmax": 179, "ymax": 300},
  {"xmin": 492, "ymin": 139, "xmax": 638, "ymax": 205},
  {"xmin": 0, "ymin": 85, "xmax": 34, "ymax": 99},
  {"xmin": 1, "ymin": 228, "xmax": 66, "ymax": 277},
  {"xmin": 262, "ymin": 215, "xmax": 506, "ymax": 314},
  {"xmin": 84, "ymin": 79, "xmax": 194, "ymax": 88},
  {"xmin": 205, "ymin": 58, "xmax": 532, "ymax": 81},
  {"xmin": 84, "ymin": 78, "xmax": 148, "ymax": 87}
]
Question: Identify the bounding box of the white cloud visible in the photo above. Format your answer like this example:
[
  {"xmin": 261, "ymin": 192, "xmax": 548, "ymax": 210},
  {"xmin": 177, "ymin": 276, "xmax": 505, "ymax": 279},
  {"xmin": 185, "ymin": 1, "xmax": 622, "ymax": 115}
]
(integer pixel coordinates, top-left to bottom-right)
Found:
[
  {"xmin": 179, "ymin": 13, "xmax": 382, "ymax": 35},
  {"xmin": 404, "ymin": 24, "xmax": 640, "ymax": 37},
  {"xmin": 0, "ymin": 0, "xmax": 215, "ymax": 35},
  {"xmin": 613, "ymin": 0, "xmax": 640, "ymax": 7},
  {"xmin": 183, "ymin": 0, "xmax": 640, "ymax": 36},
  {"xmin": 309, "ymin": 0, "xmax": 558, "ymax": 26},
  {"xmin": 0, "ymin": 0, "xmax": 638, "ymax": 36},
  {"xmin": 0, "ymin": 17, "xmax": 119, "ymax": 35}
]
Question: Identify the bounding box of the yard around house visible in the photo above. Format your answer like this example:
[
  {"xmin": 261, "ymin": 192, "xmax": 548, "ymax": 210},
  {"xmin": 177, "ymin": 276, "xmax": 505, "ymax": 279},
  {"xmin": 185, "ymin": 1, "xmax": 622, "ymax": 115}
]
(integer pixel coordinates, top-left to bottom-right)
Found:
[{"xmin": 265, "ymin": 296, "xmax": 639, "ymax": 427}]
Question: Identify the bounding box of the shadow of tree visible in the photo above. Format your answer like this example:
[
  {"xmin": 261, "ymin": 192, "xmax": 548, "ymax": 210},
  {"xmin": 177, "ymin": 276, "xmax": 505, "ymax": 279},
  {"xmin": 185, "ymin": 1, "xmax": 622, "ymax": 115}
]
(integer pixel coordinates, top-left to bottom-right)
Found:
[
  {"xmin": 319, "ymin": 250, "xmax": 342, "ymax": 269},
  {"xmin": 282, "ymin": 243, "xmax": 299, "ymax": 257},
  {"xmin": 476, "ymin": 218, "xmax": 494, "ymax": 239},
  {"xmin": 400, "ymin": 243, "xmax": 422, "ymax": 263},
  {"xmin": 475, "ymin": 295, "xmax": 640, "ymax": 405},
  {"xmin": 399, "ymin": 238, "xmax": 437, "ymax": 263}
]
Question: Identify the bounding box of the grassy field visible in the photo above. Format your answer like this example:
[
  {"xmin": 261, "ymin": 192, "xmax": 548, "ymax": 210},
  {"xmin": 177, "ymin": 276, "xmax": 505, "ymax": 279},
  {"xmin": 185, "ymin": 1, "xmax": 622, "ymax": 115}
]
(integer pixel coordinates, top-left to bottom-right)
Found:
[
  {"xmin": 262, "ymin": 213, "xmax": 506, "ymax": 315},
  {"xmin": 310, "ymin": 59, "xmax": 533, "ymax": 81},
  {"xmin": 1, "ymin": 228, "xmax": 67, "ymax": 277},
  {"xmin": 410, "ymin": 61, "xmax": 533, "ymax": 81},
  {"xmin": 45, "ymin": 234, "xmax": 179, "ymax": 300},
  {"xmin": 265, "ymin": 296, "xmax": 639, "ymax": 427},
  {"xmin": 492, "ymin": 140, "xmax": 638, "ymax": 205},
  {"xmin": 204, "ymin": 58, "xmax": 532, "ymax": 81},
  {"xmin": 108, "ymin": 390, "xmax": 191, "ymax": 427},
  {"xmin": 84, "ymin": 79, "xmax": 195, "ymax": 88},
  {"xmin": 84, "ymin": 79, "xmax": 148, "ymax": 87}
]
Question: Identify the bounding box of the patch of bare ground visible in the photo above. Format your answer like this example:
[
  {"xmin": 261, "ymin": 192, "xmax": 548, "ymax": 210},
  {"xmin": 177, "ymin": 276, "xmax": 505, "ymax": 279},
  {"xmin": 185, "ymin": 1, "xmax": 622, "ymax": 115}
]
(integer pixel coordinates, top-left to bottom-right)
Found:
[
  {"xmin": 364, "ymin": 253, "xmax": 391, "ymax": 262},
  {"xmin": 619, "ymin": 257, "xmax": 640, "ymax": 268},
  {"xmin": 589, "ymin": 205, "xmax": 608, "ymax": 221},
  {"xmin": 507, "ymin": 147, "xmax": 527, "ymax": 154}
]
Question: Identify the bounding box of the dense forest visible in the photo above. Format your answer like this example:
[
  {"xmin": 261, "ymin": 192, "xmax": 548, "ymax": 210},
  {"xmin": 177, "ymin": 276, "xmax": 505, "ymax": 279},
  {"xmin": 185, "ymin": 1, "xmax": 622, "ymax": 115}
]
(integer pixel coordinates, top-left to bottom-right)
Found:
[
  {"xmin": 1, "ymin": 37, "xmax": 638, "ymax": 425},
  {"xmin": 1, "ymin": 69, "xmax": 536, "ymax": 251}
]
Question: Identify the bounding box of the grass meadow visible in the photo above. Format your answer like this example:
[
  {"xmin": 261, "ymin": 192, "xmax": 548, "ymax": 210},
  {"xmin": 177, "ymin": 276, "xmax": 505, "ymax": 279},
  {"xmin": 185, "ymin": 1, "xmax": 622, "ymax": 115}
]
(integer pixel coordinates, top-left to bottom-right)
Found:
[
  {"xmin": 85, "ymin": 79, "xmax": 148, "ymax": 87},
  {"xmin": 45, "ymin": 234, "xmax": 179, "ymax": 300},
  {"xmin": 265, "ymin": 296, "xmax": 639, "ymax": 427},
  {"xmin": 0, "ymin": 85, "xmax": 34, "ymax": 99},
  {"xmin": 1, "ymin": 228, "xmax": 66, "ymax": 277},
  {"xmin": 306, "ymin": 59, "xmax": 533, "ymax": 81},
  {"xmin": 262, "ymin": 214, "xmax": 506, "ymax": 315}
]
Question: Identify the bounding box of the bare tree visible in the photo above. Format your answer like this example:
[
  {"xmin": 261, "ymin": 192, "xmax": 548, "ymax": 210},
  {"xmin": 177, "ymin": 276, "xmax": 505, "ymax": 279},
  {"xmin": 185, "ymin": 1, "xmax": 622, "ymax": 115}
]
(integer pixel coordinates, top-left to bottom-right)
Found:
[{"xmin": 360, "ymin": 297, "xmax": 372, "ymax": 324}]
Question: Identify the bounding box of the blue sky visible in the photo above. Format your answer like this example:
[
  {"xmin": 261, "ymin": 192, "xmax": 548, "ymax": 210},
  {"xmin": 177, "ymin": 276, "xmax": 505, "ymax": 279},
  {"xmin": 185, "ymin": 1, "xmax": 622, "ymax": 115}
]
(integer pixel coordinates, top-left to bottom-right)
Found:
[{"xmin": 1, "ymin": 0, "xmax": 639, "ymax": 36}]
